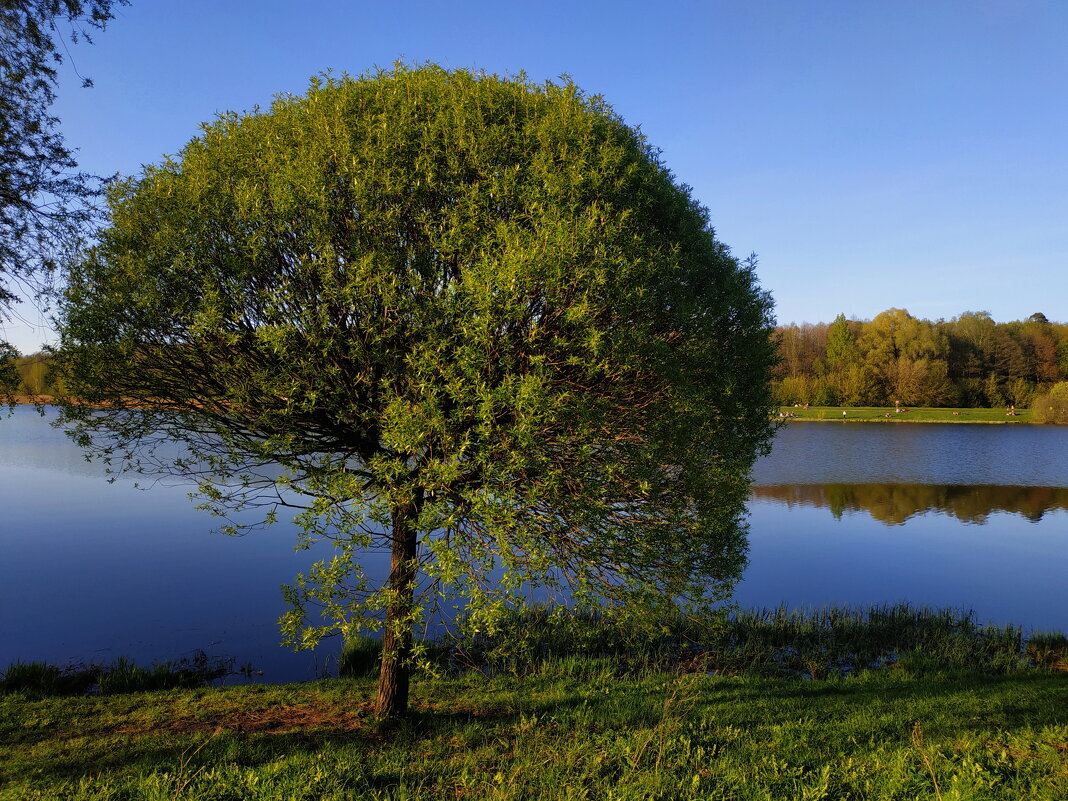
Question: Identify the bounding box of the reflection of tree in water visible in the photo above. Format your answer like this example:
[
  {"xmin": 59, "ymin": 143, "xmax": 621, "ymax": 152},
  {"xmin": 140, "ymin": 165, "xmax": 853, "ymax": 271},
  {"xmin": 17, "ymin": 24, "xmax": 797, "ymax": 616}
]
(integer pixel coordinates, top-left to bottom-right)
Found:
[{"xmin": 751, "ymin": 484, "xmax": 1068, "ymax": 526}]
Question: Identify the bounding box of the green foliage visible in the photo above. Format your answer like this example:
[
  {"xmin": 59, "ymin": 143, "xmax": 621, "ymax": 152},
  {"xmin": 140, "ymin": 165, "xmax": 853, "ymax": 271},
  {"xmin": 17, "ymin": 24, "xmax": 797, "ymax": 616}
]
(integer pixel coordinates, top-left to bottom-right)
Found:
[
  {"xmin": 0, "ymin": 349, "xmax": 64, "ymax": 399},
  {"xmin": 0, "ymin": 342, "xmax": 16, "ymax": 401},
  {"xmin": 1032, "ymin": 381, "xmax": 1068, "ymax": 424},
  {"xmin": 825, "ymin": 313, "xmax": 856, "ymax": 367},
  {"xmin": 55, "ymin": 65, "xmax": 777, "ymax": 713},
  {"xmin": 773, "ymin": 309, "xmax": 1068, "ymax": 408}
]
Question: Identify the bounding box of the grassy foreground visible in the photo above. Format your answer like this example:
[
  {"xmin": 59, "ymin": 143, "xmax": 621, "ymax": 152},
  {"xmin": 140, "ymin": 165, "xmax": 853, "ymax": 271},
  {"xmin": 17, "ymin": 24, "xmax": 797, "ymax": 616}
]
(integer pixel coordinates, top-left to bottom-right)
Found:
[
  {"xmin": 777, "ymin": 406, "xmax": 1033, "ymax": 424},
  {"xmin": 2, "ymin": 667, "xmax": 1066, "ymax": 800}
]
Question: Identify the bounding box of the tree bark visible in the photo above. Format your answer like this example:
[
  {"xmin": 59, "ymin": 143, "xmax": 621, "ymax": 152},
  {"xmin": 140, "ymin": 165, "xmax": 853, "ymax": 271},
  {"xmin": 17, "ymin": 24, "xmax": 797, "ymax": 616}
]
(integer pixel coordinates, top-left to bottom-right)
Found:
[{"xmin": 374, "ymin": 493, "xmax": 421, "ymax": 717}]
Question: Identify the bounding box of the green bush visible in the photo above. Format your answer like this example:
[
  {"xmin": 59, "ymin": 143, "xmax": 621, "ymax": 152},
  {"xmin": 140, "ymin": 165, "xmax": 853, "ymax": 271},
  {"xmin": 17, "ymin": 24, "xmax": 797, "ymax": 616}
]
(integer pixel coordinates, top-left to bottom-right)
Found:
[{"xmin": 1033, "ymin": 381, "xmax": 1068, "ymax": 423}]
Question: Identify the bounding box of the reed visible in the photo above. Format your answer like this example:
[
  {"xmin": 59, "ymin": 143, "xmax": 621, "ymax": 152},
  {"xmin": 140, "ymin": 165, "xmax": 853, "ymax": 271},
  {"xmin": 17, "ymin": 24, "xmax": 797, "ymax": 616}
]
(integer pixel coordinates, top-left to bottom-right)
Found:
[
  {"xmin": 337, "ymin": 635, "xmax": 382, "ymax": 678},
  {"xmin": 0, "ymin": 650, "xmax": 235, "ymax": 697},
  {"xmin": 5, "ymin": 604, "xmax": 1063, "ymax": 698},
  {"xmin": 442, "ymin": 603, "xmax": 1054, "ymax": 680}
]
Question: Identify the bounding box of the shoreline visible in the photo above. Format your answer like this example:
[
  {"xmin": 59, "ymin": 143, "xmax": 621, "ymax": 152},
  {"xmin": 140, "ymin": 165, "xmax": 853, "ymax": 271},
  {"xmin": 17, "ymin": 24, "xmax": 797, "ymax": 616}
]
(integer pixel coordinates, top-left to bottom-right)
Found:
[
  {"xmin": 776, "ymin": 405, "xmax": 1037, "ymax": 424},
  {"xmin": 5, "ymin": 394, "xmax": 53, "ymax": 406},
  {"xmin": 9, "ymin": 397, "xmax": 1043, "ymax": 424}
]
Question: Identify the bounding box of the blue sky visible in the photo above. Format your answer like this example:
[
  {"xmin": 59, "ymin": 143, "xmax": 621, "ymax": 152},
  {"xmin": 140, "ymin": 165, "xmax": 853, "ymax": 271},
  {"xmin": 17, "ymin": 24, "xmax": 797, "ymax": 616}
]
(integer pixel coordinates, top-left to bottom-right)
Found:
[{"xmin": 5, "ymin": 0, "xmax": 1066, "ymax": 352}]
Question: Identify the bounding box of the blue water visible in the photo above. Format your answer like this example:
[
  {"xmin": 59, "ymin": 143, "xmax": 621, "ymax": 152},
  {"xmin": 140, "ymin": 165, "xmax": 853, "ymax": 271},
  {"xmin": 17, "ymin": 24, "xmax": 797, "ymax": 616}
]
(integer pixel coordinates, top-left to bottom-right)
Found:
[
  {"xmin": 0, "ymin": 406, "xmax": 330, "ymax": 681},
  {"xmin": 2, "ymin": 409, "xmax": 1066, "ymax": 682},
  {"xmin": 740, "ymin": 421, "xmax": 1068, "ymax": 633}
]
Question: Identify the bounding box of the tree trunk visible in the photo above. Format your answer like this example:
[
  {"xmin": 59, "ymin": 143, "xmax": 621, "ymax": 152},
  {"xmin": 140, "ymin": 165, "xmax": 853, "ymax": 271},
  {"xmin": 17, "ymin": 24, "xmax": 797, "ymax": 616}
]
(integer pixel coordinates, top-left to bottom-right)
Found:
[{"xmin": 374, "ymin": 494, "xmax": 421, "ymax": 717}]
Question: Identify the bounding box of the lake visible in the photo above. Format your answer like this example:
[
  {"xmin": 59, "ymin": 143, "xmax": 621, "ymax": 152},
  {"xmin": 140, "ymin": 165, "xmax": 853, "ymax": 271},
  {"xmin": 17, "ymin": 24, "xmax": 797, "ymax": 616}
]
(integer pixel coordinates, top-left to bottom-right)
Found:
[{"xmin": 2, "ymin": 407, "xmax": 1066, "ymax": 682}]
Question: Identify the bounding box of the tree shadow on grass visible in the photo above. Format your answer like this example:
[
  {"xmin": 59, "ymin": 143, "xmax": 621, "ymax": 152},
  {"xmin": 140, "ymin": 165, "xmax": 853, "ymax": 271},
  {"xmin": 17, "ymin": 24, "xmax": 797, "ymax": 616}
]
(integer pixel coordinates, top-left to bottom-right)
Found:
[
  {"xmin": 694, "ymin": 671, "xmax": 1068, "ymax": 739},
  {"xmin": 2, "ymin": 698, "xmax": 523, "ymax": 788}
]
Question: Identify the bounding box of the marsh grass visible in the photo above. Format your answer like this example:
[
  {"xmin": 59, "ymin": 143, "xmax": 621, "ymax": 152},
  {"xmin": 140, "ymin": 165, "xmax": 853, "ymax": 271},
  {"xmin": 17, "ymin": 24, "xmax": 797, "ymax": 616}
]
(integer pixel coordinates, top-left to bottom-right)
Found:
[
  {"xmin": 338, "ymin": 636, "xmax": 382, "ymax": 679},
  {"xmin": 0, "ymin": 651, "xmax": 236, "ymax": 697},
  {"xmin": 8, "ymin": 604, "xmax": 1060, "ymax": 700},
  {"xmin": 448, "ymin": 603, "xmax": 1054, "ymax": 681},
  {"xmin": 1026, "ymin": 631, "xmax": 1068, "ymax": 671}
]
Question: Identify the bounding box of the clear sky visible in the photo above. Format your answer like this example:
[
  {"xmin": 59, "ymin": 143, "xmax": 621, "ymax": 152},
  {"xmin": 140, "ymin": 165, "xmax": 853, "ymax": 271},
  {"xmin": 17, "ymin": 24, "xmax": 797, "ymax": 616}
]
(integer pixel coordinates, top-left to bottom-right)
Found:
[{"xmin": 4, "ymin": 0, "xmax": 1066, "ymax": 353}]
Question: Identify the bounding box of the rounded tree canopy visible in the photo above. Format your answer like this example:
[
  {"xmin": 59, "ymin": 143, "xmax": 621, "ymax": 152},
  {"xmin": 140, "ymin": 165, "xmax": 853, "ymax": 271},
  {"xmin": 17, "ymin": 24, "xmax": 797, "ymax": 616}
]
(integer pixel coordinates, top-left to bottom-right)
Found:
[{"xmin": 58, "ymin": 65, "xmax": 777, "ymax": 644}]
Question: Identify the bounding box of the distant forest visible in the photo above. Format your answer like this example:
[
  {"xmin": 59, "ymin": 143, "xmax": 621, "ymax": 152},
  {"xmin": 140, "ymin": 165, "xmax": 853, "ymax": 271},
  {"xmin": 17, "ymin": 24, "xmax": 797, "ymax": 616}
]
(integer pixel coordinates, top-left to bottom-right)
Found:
[
  {"xmin": 5, "ymin": 351, "xmax": 55, "ymax": 396},
  {"xmin": 6, "ymin": 308, "xmax": 1068, "ymax": 411},
  {"xmin": 774, "ymin": 309, "xmax": 1067, "ymax": 409}
]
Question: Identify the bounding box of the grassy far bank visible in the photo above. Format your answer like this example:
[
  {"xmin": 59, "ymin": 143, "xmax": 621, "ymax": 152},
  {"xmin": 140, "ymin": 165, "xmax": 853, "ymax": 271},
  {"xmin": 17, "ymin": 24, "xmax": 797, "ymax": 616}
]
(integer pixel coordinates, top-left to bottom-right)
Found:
[
  {"xmin": 3, "ymin": 396, "xmax": 1045, "ymax": 424},
  {"xmin": 778, "ymin": 405, "xmax": 1035, "ymax": 423},
  {"xmin": 3, "ymin": 605, "xmax": 1067, "ymax": 800},
  {"xmin": 6, "ymin": 398, "xmax": 1040, "ymax": 425}
]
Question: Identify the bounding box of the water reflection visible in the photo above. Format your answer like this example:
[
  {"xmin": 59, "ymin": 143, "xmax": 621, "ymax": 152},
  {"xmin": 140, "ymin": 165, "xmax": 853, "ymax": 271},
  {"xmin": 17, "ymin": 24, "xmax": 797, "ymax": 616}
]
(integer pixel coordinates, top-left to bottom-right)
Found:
[
  {"xmin": 751, "ymin": 483, "xmax": 1068, "ymax": 526},
  {"xmin": 5, "ymin": 406, "xmax": 1068, "ymax": 675}
]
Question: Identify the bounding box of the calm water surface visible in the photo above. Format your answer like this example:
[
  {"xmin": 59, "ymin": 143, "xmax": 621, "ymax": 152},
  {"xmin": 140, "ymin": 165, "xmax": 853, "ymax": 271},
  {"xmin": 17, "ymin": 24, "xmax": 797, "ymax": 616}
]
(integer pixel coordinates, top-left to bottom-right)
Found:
[
  {"xmin": 2, "ymin": 409, "xmax": 1066, "ymax": 682},
  {"xmin": 741, "ymin": 422, "xmax": 1068, "ymax": 633}
]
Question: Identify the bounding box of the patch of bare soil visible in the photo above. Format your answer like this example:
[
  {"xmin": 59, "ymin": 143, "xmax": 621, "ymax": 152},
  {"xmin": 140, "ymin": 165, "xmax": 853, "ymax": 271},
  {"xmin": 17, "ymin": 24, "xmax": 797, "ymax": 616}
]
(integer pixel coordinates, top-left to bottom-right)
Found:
[{"xmin": 114, "ymin": 699, "xmax": 377, "ymax": 737}]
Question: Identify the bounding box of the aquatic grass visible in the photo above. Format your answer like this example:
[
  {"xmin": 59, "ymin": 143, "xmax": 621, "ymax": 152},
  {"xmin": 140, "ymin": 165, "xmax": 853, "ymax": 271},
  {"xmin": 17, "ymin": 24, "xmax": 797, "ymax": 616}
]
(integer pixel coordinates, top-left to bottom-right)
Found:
[
  {"xmin": 0, "ymin": 661, "xmax": 93, "ymax": 697},
  {"xmin": 443, "ymin": 603, "xmax": 1050, "ymax": 681},
  {"xmin": 0, "ymin": 651, "xmax": 236, "ymax": 697},
  {"xmin": 717, "ymin": 603, "xmax": 1029, "ymax": 678},
  {"xmin": 95, "ymin": 653, "xmax": 234, "ymax": 694},
  {"xmin": 337, "ymin": 635, "xmax": 382, "ymax": 679},
  {"xmin": 446, "ymin": 603, "xmax": 725, "ymax": 678},
  {"xmin": 7, "ymin": 604, "xmax": 1057, "ymax": 700},
  {"xmin": 1026, "ymin": 631, "xmax": 1068, "ymax": 671}
]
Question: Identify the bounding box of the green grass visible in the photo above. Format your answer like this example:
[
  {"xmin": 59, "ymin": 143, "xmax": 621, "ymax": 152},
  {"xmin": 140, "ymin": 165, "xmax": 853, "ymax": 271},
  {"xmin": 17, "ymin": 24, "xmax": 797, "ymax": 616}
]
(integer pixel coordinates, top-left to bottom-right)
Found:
[
  {"xmin": 1, "ymin": 669, "xmax": 1065, "ymax": 800},
  {"xmin": 778, "ymin": 405, "xmax": 1034, "ymax": 423},
  {"xmin": 2, "ymin": 605, "xmax": 1066, "ymax": 799}
]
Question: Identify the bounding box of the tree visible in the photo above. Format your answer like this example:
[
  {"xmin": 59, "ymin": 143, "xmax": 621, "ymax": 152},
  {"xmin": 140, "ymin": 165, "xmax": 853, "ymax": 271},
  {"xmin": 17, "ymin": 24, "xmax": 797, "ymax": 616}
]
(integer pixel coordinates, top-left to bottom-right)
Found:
[
  {"xmin": 0, "ymin": 0, "xmax": 126, "ymax": 323},
  {"xmin": 774, "ymin": 322, "xmax": 828, "ymax": 379},
  {"xmin": 823, "ymin": 313, "xmax": 867, "ymax": 405},
  {"xmin": 55, "ymin": 66, "xmax": 778, "ymax": 716},
  {"xmin": 0, "ymin": 342, "xmax": 17, "ymax": 397},
  {"xmin": 948, "ymin": 311, "xmax": 995, "ymax": 381},
  {"xmin": 825, "ymin": 314, "xmax": 857, "ymax": 369},
  {"xmin": 860, "ymin": 309, "xmax": 952, "ymax": 404}
]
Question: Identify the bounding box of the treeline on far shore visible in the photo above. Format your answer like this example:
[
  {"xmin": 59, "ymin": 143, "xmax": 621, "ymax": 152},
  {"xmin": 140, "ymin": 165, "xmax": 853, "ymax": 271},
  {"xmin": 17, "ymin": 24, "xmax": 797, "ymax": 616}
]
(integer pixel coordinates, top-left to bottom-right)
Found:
[
  {"xmin": 7, "ymin": 308, "xmax": 1068, "ymax": 423},
  {"xmin": 775, "ymin": 309, "xmax": 1068, "ymax": 422},
  {"xmin": 1, "ymin": 350, "xmax": 62, "ymax": 398}
]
